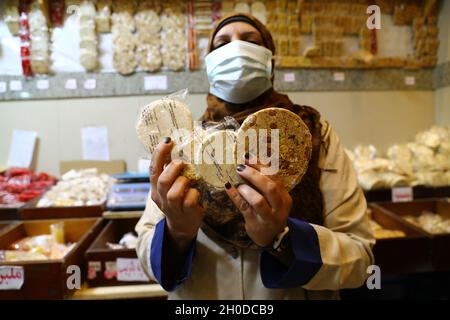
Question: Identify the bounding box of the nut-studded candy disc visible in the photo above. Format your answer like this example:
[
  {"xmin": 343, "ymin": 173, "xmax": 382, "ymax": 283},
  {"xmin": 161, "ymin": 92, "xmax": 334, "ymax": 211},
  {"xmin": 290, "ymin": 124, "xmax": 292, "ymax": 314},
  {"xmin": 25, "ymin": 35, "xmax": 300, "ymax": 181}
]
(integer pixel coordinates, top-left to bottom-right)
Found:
[{"xmin": 236, "ymin": 107, "xmax": 312, "ymax": 190}]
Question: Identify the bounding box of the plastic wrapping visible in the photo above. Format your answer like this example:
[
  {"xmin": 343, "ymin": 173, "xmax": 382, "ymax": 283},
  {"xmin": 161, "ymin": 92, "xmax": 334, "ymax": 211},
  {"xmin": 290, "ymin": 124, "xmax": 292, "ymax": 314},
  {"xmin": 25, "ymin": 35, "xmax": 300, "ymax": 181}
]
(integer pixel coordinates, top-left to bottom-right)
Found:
[
  {"xmin": 29, "ymin": 3, "xmax": 50, "ymax": 74},
  {"xmin": 79, "ymin": 1, "xmax": 98, "ymax": 72},
  {"xmin": 95, "ymin": 0, "xmax": 112, "ymax": 33},
  {"xmin": 136, "ymin": 89, "xmax": 241, "ymax": 186},
  {"xmin": 134, "ymin": 6, "xmax": 162, "ymax": 72},
  {"xmin": 160, "ymin": 2, "xmax": 187, "ymax": 71},
  {"xmin": 4, "ymin": 0, "xmax": 20, "ymax": 36}
]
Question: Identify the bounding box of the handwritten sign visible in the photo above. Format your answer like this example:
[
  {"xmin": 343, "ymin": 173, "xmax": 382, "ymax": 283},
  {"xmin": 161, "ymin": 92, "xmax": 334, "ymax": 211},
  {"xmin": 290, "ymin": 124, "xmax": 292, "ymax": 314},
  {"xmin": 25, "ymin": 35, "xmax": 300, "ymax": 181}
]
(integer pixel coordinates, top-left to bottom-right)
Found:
[
  {"xmin": 81, "ymin": 126, "xmax": 110, "ymax": 161},
  {"xmin": 392, "ymin": 187, "xmax": 413, "ymax": 203},
  {"xmin": 116, "ymin": 258, "xmax": 149, "ymax": 282},
  {"xmin": 0, "ymin": 266, "xmax": 24, "ymax": 290}
]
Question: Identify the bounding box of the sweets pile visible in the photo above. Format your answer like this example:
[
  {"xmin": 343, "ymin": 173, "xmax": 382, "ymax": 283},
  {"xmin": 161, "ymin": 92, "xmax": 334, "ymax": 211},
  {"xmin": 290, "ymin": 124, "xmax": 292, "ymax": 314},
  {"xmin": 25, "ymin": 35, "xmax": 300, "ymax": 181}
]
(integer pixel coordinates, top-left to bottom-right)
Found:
[
  {"xmin": 404, "ymin": 211, "xmax": 450, "ymax": 234},
  {"xmin": 348, "ymin": 126, "xmax": 450, "ymax": 190},
  {"xmin": 37, "ymin": 168, "xmax": 115, "ymax": 207},
  {"xmin": 0, "ymin": 168, "xmax": 57, "ymax": 207},
  {"xmin": 0, "ymin": 222, "xmax": 75, "ymax": 262},
  {"xmin": 106, "ymin": 232, "xmax": 138, "ymax": 250}
]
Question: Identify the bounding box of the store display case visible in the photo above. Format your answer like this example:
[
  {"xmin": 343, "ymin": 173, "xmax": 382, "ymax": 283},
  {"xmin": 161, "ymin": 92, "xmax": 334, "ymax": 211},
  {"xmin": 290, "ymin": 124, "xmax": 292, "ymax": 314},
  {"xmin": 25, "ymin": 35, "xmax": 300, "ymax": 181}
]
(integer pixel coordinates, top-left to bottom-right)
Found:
[
  {"xmin": 0, "ymin": 218, "xmax": 105, "ymax": 299},
  {"xmin": 373, "ymin": 200, "xmax": 450, "ymax": 272},
  {"xmin": 85, "ymin": 218, "xmax": 153, "ymax": 287}
]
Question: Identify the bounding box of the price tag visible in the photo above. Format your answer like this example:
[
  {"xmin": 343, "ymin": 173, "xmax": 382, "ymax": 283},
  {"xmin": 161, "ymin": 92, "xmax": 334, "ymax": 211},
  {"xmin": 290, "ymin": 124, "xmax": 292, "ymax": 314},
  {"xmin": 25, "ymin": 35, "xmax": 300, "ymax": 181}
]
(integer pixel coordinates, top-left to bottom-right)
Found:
[
  {"xmin": 283, "ymin": 73, "xmax": 296, "ymax": 82},
  {"xmin": 116, "ymin": 258, "xmax": 149, "ymax": 282},
  {"xmin": 144, "ymin": 75, "xmax": 168, "ymax": 91},
  {"xmin": 84, "ymin": 79, "xmax": 96, "ymax": 90},
  {"xmin": 0, "ymin": 266, "xmax": 25, "ymax": 290},
  {"xmin": 0, "ymin": 81, "xmax": 6, "ymax": 93},
  {"xmin": 392, "ymin": 187, "xmax": 413, "ymax": 203},
  {"xmin": 405, "ymin": 76, "xmax": 415, "ymax": 86},
  {"xmin": 333, "ymin": 72, "xmax": 345, "ymax": 82},
  {"xmin": 65, "ymin": 79, "xmax": 77, "ymax": 90},
  {"xmin": 36, "ymin": 79, "xmax": 49, "ymax": 90},
  {"xmin": 9, "ymin": 80, "xmax": 23, "ymax": 91}
]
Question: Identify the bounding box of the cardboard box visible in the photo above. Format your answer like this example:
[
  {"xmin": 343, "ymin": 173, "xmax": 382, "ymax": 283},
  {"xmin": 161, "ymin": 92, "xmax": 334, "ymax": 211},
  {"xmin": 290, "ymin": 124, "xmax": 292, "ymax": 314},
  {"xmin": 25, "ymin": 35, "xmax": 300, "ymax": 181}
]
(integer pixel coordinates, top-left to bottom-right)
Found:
[
  {"xmin": 85, "ymin": 218, "xmax": 153, "ymax": 287},
  {"xmin": 59, "ymin": 160, "xmax": 126, "ymax": 176},
  {"xmin": 369, "ymin": 203, "xmax": 432, "ymax": 275},
  {"xmin": 374, "ymin": 199, "xmax": 450, "ymax": 272},
  {"xmin": 0, "ymin": 218, "xmax": 105, "ymax": 299}
]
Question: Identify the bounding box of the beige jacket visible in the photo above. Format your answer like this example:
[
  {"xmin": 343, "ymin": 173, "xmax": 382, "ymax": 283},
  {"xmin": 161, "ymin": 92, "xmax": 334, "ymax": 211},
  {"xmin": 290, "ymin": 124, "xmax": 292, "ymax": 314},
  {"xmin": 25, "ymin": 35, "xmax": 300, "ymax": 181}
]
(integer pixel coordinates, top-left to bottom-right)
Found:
[{"xmin": 135, "ymin": 120, "xmax": 375, "ymax": 300}]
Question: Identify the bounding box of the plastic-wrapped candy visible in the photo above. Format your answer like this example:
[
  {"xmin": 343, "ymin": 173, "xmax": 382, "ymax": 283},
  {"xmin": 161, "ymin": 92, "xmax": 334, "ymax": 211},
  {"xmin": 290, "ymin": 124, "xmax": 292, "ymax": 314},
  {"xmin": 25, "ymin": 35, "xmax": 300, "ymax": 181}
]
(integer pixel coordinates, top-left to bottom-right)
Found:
[
  {"xmin": 414, "ymin": 171, "xmax": 448, "ymax": 187},
  {"xmin": 135, "ymin": 9, "xmax": 161, "ymax": 34},
  {"xmin": 136, "ymin": 43, "xmax": 162, "ymax": 72},
  {"xmin": 5, "ymin": 0, "xmax": 20, "ymax": 35},
  {"xmin": 113, "ymin": 50, "xmax": 137, "ymax": 75},
  {"xmin": 79, "ymin": 1, "xmax": 98, "ymax": 71},
  {"xmin": 111, "ymin": 12, "xmax": 136, "ymax": 33},
  {"xmin": 95, "ymin": 0, "xmax": 112, "ymax": 33},
  {"xmin": 161, "ymin": 45, "xmax": 187, "ymax": 71},
  {"xmin": 354, "ymin": 144, "xmax": 377, "ymax": 160},
  {"xmin": 387, "ymin": 144, "xmax": 414, "ymax": 176}
]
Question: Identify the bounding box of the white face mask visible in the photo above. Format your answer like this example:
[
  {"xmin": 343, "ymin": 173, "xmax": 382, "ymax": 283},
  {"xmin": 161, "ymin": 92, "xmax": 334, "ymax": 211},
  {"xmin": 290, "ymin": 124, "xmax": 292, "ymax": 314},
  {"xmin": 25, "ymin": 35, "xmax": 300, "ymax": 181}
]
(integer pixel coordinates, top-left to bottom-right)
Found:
[{"xmin": 205, "ymin": 40, "xmax": 273, "ymax": 104}]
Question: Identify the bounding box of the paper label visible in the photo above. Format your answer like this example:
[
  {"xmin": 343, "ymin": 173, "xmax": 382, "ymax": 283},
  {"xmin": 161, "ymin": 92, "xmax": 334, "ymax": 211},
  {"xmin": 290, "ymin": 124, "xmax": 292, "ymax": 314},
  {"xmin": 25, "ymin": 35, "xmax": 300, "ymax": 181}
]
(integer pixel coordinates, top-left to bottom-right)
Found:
[
  {"xmin": 9, "ymin": 80, "xmax": 23, "ymax": 91},
  {"xmin": 81, "ymin": 126, "xmax": 110, "ymax": 161},
  {"xmin": 0, "ymin": 266, "xmax": 25, "ymax": 290},
  {"xmin": 283, "ymin": 73, "xmax": 296, "ymax": 82},
  {"xmin": 65, "ymin": 79, "xmax": 77, "ymax": 90},
  {"xmin": 7, "ymin": 130, "xmax": 37, "ymax": 168},
  {"xmin": 392, "ymin": 187, "xmax": 413, "ymax": 203},
  {"xmin": 84, "ymin": 79, "xmax": 96, "ymax": 90},
  {"xmin": 144, "ymin": 75, "xmax": 168, "ymax": 91},
  {"xmin": 333, "ymin": 72, "xmax": 345, "ymax": 82},
  {"xmin": 36, "ymin": 79, "xmax": 49, "ymax": 90},
  {"xmin": 0, "ymin": 81, "xmax": 6, "ymax": 93},
  {"xmin": 88, "ymin": 261, "xmax": 101, "ymax": 280},
  {"xmin": 116, "ymin": 258, "xmax": 149, "ymax": 282},
  {"xmin": 104, "ymin": 261, "xmax": 117, "ymax": 280},
  {"xmin": 405, "ymin": 76, "xmax": 415, "ymax": 86}
]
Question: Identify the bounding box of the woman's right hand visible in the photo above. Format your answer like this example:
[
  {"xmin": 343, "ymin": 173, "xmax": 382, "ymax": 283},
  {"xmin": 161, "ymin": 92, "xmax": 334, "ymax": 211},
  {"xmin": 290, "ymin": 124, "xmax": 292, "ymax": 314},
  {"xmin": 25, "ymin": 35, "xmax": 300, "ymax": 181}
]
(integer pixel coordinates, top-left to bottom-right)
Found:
[{"xmin": 150, "ymin": 137, "xmax": 204, "ymax": 249}]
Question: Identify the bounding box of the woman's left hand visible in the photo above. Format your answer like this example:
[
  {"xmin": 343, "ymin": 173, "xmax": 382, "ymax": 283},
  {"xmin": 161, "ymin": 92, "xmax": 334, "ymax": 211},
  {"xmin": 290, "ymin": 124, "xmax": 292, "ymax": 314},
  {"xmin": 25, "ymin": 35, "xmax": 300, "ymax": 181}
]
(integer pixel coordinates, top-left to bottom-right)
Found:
[{"xmin": 224, "ymin": 157, "xmax": 293, "ymax": 248}]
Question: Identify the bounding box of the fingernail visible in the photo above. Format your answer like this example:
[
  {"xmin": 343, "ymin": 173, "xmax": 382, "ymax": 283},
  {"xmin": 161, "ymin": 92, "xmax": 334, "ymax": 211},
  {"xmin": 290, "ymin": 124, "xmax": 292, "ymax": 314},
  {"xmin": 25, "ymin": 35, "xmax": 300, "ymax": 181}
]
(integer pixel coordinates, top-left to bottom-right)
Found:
[
  {"xmin": 236, "ymin": 164, "xmax": 246, "ymax": 172},
  {"xmin": 163, "ymin": 137, "xmax": 171, "ymax": 144},
  {"xmin": 244, "ymin": 152, "xmax": 250, "ymax": 159},
  {"xmin": 225, "ymin": 182, "xmax": 231, "ymax": 189}
]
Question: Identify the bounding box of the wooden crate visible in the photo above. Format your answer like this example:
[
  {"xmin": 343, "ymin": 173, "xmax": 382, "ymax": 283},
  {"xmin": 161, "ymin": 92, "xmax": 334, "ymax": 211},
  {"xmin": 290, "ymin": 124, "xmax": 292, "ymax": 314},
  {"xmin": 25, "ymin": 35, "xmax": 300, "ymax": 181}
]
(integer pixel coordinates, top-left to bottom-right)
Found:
[
  {"xmin": 0, "ymin": 218, "xmax": 105, "ymax": 299},
  {"xmin": 85, "ymin": 218, "xmax": 153, "ymax": 287},
  {"xmin": 369, "ymin": 204, "xmax": 433, "ymax": 275},
  {"xmin": 19, "ymin": 196, "xmax": 104, "ymax": 220},
  {"xmin": 373, "ymin": 199, "xmax": 450, "ymax": 272}
]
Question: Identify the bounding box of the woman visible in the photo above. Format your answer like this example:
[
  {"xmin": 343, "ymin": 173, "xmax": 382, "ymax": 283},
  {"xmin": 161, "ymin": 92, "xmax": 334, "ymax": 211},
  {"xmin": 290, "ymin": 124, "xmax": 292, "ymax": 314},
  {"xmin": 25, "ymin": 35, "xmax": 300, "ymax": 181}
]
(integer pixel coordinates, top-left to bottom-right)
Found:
[{"xmin": 136, "ymin": 13, "xmax": 375, "ymax": 299}]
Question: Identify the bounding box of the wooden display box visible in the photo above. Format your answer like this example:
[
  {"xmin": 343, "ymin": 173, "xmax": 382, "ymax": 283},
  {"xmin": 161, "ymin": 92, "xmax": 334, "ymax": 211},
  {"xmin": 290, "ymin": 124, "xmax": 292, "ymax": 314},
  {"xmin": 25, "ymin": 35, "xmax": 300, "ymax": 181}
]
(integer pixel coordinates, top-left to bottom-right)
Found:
[
  {"xmin": 85, "ymin": 218, "xmax": 153, "ymax": 287},
  {"xmin": 0, "ymin": 218, "xmax": 105, "ymax": 299},
  {"xmin": 369, "ymin": 204, "xmax": 432, "ymax": 275},
  {"xmin": 0, "ymin": 221, "xmax": 19, "ymax": 233},
  {"xmin": 0, "ymin": 205, "xmax": 26, "ymax": 220},
  {"xmin": 19, "ymin": 196, "xmax": 104, "ymax": 220},
  {"xmin": 373, "ymin": 200, "xmax": 450, "ymax": 272}
]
